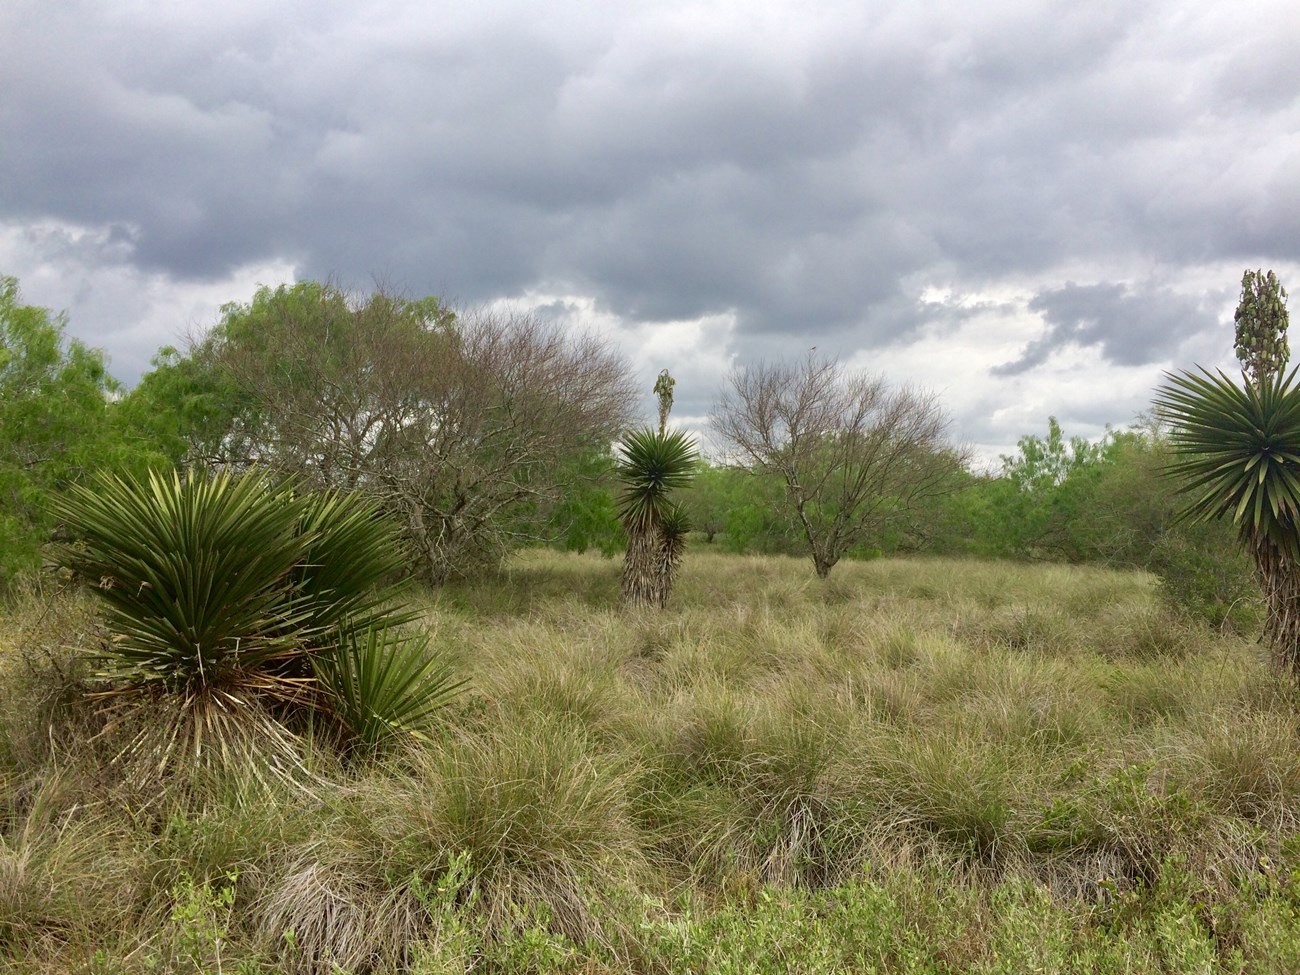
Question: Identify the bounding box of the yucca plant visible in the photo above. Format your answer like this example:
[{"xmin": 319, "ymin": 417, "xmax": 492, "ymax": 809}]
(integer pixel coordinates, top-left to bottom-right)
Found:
[
  {"xmin": 1154, "ymin": 366, "xmax": 1300, "ymax": 674},
  {"xmin": 287, "ymin": 489, "xmax": 416, "ymax": 656},
  {"xmin": 54, "ymin": 469, "xmax": 312, "ymax": 691},
  {"xmin": 615, "ymin": 428, "xmax": 698, "ymax": 608},
  {"xmin": 51, "ymin": 469, "xmax": 315, "ymax": 778},
  {"xmin": 655, "ymin": 500, "xmax": 692, "ymax": 595},
  {"xmin": 52, "ymin": 468, "xmax": 456, "ymax": 777},
  {"xmin": 311, "ymin": 623, "xmax": 465, "ymax": 753}
]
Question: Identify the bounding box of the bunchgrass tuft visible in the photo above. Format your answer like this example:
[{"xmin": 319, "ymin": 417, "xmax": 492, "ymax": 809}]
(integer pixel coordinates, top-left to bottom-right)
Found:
[{"xmin": 375, "ymin": 716, "xmax": 648, "ymax": 947}]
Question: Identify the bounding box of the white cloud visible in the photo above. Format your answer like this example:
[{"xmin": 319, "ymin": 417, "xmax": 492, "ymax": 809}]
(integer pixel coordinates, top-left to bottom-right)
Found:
[{"xmin": 0, "ymin": 219, "xmax": 295, "ymax": 382}]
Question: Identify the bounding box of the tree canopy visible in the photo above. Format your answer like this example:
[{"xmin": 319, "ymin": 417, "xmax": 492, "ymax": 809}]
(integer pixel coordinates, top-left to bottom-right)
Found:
[
  {"xmin": 0, "ymin": 276, "xmax": 159, "ymax": 590},
  {"xmin": 125, "ymin": 282, "xmax": 639, "ymax": 583}
]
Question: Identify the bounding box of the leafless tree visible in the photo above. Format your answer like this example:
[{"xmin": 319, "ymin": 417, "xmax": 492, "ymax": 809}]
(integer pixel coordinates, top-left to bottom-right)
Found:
[
  {"xmin": 711, "ymin": 355, "xmax": 965, "ymax": 578},
  {"xmin": 205, "ymin": 284, "xmax": 638, "ymax": 583}
]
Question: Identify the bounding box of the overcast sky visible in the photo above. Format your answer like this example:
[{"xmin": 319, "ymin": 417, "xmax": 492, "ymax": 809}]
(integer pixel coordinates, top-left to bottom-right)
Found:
[{"xmin": 2, "ymin": 0, "xmax": 1297, "ymax": 463}]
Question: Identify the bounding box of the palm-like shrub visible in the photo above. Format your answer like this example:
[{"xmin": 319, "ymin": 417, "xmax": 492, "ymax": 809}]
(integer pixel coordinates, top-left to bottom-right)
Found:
[
  {"xmin": 54, "ymin": 470, "xmax": 312, "ymax": 691},
  {"xmin": 615, "ymin": 428, "xmax": 697, "ymax": 607},
  {"xmin": 311, "ymin": 624, "xmax": 465, "ymax": 753},
  {"xmin": 52, "ymin": 469, "xmax": 459, "ymax": 776},
  {"xmin": 290, "ymin": 489, "xmax": 415, "ymax": 645},
  {"xmin": 1154, "ymin": 366, "xmax": 1300, "ymax": 673}
]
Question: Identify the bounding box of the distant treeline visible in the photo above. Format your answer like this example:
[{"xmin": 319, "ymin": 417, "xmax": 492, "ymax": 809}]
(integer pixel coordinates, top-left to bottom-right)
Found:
[
  {"xmin": 556, "ymin": 417, "xmax": 1255, "ymax": 631},
  {"xmin": 1, "ymin": 273, "xmax": 1253, "ymax": 630}
]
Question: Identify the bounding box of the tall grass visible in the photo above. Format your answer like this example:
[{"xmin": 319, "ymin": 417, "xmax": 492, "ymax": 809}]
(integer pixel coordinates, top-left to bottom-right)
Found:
[{"xmin": 5, "ymin": 549, "xmax": 1300, "ymax": 972}]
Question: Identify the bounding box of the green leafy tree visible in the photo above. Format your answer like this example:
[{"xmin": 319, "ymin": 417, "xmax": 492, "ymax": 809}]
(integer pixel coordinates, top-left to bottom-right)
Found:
[
  {"xmin": 0, "ymin": 276, "xmax": 158, "ymax": 591},
  {"xmin": 681, "ymin": 462, "xmax": 731, "ymax": 545},
  {"xmin": 133, "ymin": 282, "xmax": 637, "ymax": 583},
  {"xmin": 115, "ymin": 344, "xmax": 251, "ymax": 468},
  {"xmin": 989, "ymin": 418, "xmax": 1115, "ymax": 561},
  {"xmin": 927, "ymin": 416, "xmax": 1256, "ymax": 628},
  {"xmin": 680, "ymin": 462, "xmax": 798, "ymax": 553},
  {"xmin": 712, "ymin": 355, "xmax": 964, "ymax": 578},
  {"xmin": 1001, "ymin": 417, "xmax": 1107, "ymax": 493},
  {"xmin": 537, "ymin": 448, "xmax": 625, "ymax": 557}
]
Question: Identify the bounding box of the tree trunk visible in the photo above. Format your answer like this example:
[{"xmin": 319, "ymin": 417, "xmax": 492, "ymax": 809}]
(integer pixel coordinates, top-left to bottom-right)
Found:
[
  {"xmin": 1253, "ymin": 537, "xmax": 1300, "ymax": 676},
  {"xmin": 622, "ymin": 526, "xmax": 661, "ymax": 608},
  {"xmin": 654, "ymin": 529, "xmax": 686, "ymax": 607}
]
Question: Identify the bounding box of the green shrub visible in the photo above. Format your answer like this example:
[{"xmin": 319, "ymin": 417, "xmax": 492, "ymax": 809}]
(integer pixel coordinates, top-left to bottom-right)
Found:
[{"xmin": 1149, "ymin": 520, "xmax": 1261, "ymax": 633}]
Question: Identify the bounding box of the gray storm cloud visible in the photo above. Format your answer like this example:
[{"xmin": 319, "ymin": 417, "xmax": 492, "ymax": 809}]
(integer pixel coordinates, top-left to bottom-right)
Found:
[{"xmin": 1, "ymin": 0, "xmax": 1297, "ymax": 452}]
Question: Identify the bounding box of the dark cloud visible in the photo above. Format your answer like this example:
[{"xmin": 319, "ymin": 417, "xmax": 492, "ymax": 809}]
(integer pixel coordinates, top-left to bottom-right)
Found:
[
  {"xmin": 2, "ymin": 0, "xmax": 1299, "ymax": 455},
  {"xmin": 994, "ymin": 281, "xmax": 1221, "ymax": 375}
]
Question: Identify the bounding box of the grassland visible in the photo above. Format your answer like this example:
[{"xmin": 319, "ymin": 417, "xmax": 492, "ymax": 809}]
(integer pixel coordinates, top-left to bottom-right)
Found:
[{"xmin": 3, "ymin": 551, "xmax": 1300, "ymax": 973}]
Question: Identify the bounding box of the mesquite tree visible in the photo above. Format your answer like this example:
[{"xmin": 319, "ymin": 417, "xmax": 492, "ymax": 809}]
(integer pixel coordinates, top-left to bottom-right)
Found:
[
  {"xmin": 712, "ymin": 355, "xmax": 963, "ymax": 579},
  {"xmin": 132, "ymin": 283, "xmax": 638, "ymax": 584}
]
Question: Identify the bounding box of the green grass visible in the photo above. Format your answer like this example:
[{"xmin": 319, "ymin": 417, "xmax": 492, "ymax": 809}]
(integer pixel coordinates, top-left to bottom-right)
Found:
[{"xmin": 4, "ymin": 550, "xmax": 1300, "ymax": 972}]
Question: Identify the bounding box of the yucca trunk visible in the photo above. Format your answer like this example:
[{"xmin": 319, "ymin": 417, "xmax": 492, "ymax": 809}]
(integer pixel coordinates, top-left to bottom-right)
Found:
[
  {"xmin": 1253, "ymin": 536, "xmax": 1300, "ymax": 674},
  {"xmin": 654, "ymin": 528, "xmax": 687, "ymax": 604},
  {"xmin": 622, "ymin": 525, "xmax": 664, "ymax": 608}
]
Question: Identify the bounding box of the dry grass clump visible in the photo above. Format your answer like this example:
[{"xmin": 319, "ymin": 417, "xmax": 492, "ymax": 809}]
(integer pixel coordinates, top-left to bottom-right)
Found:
[
  {"xmin": 638, "ymin": 678, "xmax": 874, "ymax": 889},
  {"xmin": 0, "ymin": 773, "xmax": 145, "ymax": 957},
  {"xmin": 256, "ymin": 846, "xmax": 426, "ymax": 975},
  {"xmin": 0, "ymin": 585, "xmax": 106, "ymax": 784},
  {"xmin": 370, "ymin": 716, "xmax": 650, "ymax": 950},
  {"xmin": 1172, "ymin": 712, "xmax": 1300, "ymax": 825}
]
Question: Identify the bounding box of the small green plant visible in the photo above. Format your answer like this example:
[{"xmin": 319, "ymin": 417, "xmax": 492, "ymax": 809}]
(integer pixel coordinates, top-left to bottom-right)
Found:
[
  {"xmin": 147, "ymin": 871, "xmax": 239, "ymax": 975},
  {"xmin": 311, "ymin": 624, "xmax": 464, "ymax": 753},
  {"xmin": 407, "ymin": 855, "xmax": 482, "ymax": 971}
]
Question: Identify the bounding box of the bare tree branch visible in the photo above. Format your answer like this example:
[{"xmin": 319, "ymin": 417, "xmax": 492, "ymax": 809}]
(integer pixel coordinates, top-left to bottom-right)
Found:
[
  {"xmin": 204, "ymin": 285, "xmax": 637, "ymax": 583},
  {"xmin": 711, "ymin": 354, "xmax": 967, "ymax": 578}
]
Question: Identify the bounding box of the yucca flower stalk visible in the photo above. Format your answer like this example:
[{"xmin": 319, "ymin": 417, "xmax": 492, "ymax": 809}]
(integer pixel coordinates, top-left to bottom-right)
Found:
[{"xmin": 1155, "ymin": 366, "xmax": 1300, "ymax": 674}]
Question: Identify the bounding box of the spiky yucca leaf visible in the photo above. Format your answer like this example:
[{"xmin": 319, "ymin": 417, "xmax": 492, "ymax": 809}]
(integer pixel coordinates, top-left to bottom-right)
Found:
[
  {"xmin": 312, "ymin": 625, "xmax": 464, "ymax": 751},
  {"xmin": 53, "ymin": 469, "xmax": 312, "ymax": 689},
  {"xmin": 292, "ymin": 490, "xmax": 414, "ymax": 639},
  {"xmin": 1154, "ymin": 366, "xmax": 1300, "ymax": 558},
  {"xmin": 614, "ymin": 428, "xmax": 699, "ymax": 533},
  {"xmin": 101, "ymin": 686, "xmax": 312, "ymax": 789},
  {"xmin": 658, "ymin": 500, "xmax": 692, "ymax": 542}
]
